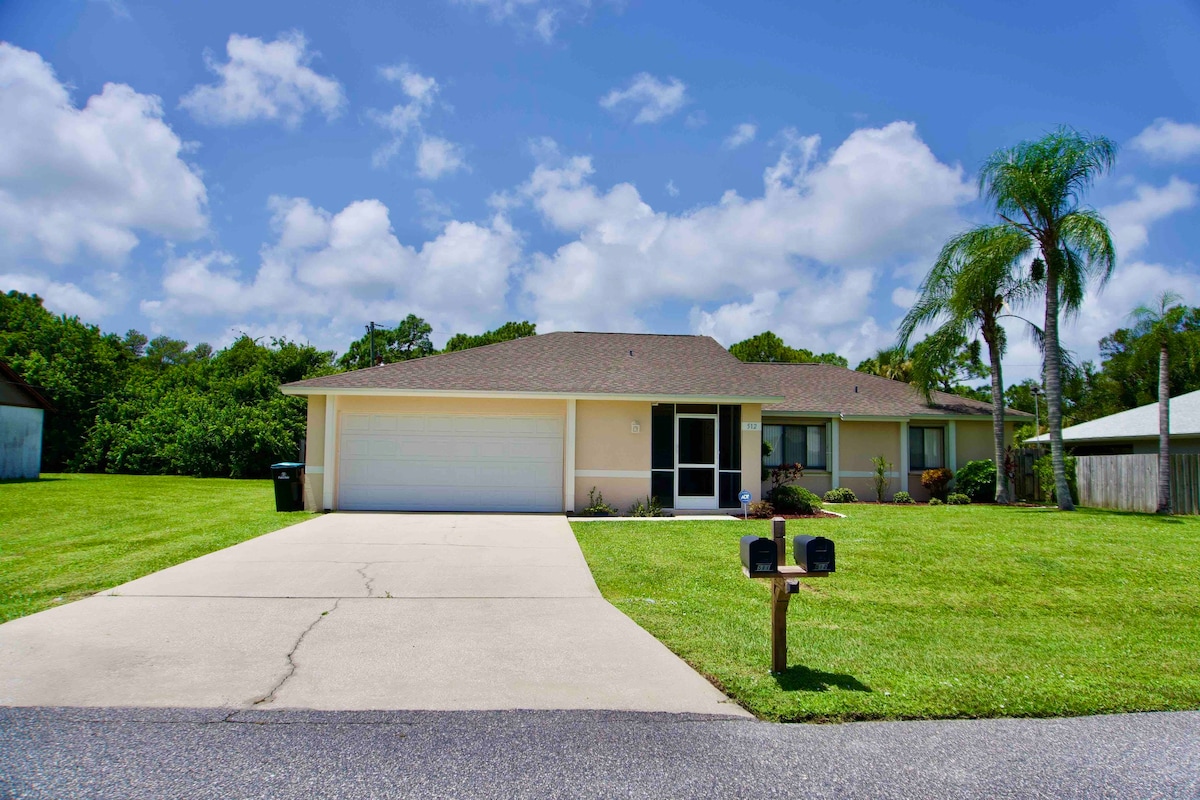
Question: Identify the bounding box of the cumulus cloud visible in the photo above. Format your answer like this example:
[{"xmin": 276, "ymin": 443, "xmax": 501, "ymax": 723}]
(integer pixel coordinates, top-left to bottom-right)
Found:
[
  {"xmin": 369, "ymin": 64, "xmax": 467, "ymax": 179},
  {"xmin": 723, "ymin": 122, "xmax": 757, "ymax": 149},
  {"xmin": 179, "ymin": 32, "xmax": 345, "ymax": 128},
  {"xmin": 0, "ymin": 43, "xmax": 207, "ymax": 264},
  {"xmin": 665, "ymin": 179, "xmax": 679, "ymax": 198},
  {"xmin": 1102, "ymin": 177, "xmax": 1197, "ymax": 257},
  {"xmin": 600, "ymin": 74, "xmax": 688, "ymax": 124},
  {"xmin": 142, "ymin": 195, "xmax": 522, "ymax": 347},
  {"xmin": 0, "ymin": 272, "xmax": 114, "ymax": 319},
  {"xmin": 517, "ymin": 122, "xmax": 973, "ymax": 341},
  {"xmin": 450, "ymin": 0, "xmax": 599, "ymax": 42},
  {"xmin": 1130, "ymin": 118, "xmax": 1200, "ymax": 162}
]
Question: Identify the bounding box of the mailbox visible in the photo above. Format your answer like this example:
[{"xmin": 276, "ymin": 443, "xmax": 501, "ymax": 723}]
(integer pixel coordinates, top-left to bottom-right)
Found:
[
  {"xmin": 793, "ymin": 535, "xmax": 835, "ymax": 573},
  {"xmin": 740, "ymin": 535, "xmax": 778, "ymax": 576}
]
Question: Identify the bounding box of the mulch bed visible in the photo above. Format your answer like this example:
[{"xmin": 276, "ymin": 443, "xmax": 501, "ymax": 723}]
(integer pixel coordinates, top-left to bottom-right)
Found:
[{"xmin": 740, "ymin": 510, "xmax": 841, "ymax": 520}]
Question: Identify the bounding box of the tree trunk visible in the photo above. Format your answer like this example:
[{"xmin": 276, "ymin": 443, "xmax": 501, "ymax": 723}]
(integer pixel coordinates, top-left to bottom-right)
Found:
[
  {"xmin": 984, "ymin": 324, "xmax": 1010, "ymax": 504},
  {"xmin": 1158, "ymin": 340, "xmax": 1171, "ymax": 514},
  {"xmin": 1043, "ymin": 257, "xmax": 1075, "ymax": 510}
]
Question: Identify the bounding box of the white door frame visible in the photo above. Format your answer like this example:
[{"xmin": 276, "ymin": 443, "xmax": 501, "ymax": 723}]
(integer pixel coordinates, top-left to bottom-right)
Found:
[{"xmin": 675, "ymin": 412, "xmax": 719, "ymax": 510}]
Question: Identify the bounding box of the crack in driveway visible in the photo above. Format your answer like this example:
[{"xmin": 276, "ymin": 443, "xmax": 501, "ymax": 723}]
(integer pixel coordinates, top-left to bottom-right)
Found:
[
  {"xmin": 354, "ymin": 563, "xmax": 378, "ymax": 597},
  {"xmin": 252, "ymin": 598, "xmax": 341, "ymax": 707}
]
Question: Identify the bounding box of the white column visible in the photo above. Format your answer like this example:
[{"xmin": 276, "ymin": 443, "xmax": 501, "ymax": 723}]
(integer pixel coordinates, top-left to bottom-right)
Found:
[
  {"xmin": 899, "ymin": 420, "xmax": 909, "ymax": 499},
  {"xmin": 948, "ymin": 420, "xmax": 957, "ymax": 474},
  {"xmin": 322, "ymin": 394, "xmax": 337, "ymax": 511},
  {"xmin": 830, "ymin": 418, "xmax": 840, "ymax": 489},
  {"xmin": 564, "ymin": 399, "xmax": 577, "ymax": 512}
]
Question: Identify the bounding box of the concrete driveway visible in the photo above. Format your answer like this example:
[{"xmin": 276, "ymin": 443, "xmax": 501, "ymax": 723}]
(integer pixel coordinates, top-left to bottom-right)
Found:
[{"xmin": 0, "ymin": 514, "xmax": 746, "ymax": 716}]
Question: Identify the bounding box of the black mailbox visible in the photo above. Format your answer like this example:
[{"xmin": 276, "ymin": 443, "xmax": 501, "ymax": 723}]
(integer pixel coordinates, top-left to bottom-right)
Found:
[
  {"xmin": 793, "ymin": 535, "xmax": 835, "ymax": 573},
  {"xmin": 740, "ymin": 536, "xmax": 778, "ymax": 576}
]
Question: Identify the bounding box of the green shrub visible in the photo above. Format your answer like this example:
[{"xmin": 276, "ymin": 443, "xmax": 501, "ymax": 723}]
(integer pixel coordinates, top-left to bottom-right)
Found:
[
  {"xmin": 768, "ymin": 484, "xmax": 822, "ymax": 515},
  {"xmin": 628, "ymin": 495, "xmax": 665, "ymax": 517},
  {"xmin": 954, "ymin": 460, "xmax": 997, "ymax": 502},
  {"xmin": 920, "ymin": 468, "xmax": 954, "ymax": 499},
  {"xmin": 747, "ymin": 500, "xmax": 775, "ymax": 519},
  {"xmin": 823, "ymin": 487, "xmax": 858, "ymax": 503},
  {"xmin": 582, "ymin": 487, "xmax": 617, "ymax": 516},
  {"xmin": 1033, "ymin": 454, "xmax": 1078, "ymax": 504},
  {"xmin": 893, "ymin": 491, "xmax": 914, "ymax": 504},
  {"xmin": 871, "ymin": 455, "xmax": 892, "ymax": 502},
  {"xmin": 928, "ymin": 497, "xmax": 944, "ymax": 506},
  {"xmin": 946, "ymin": 492, "xmax": 971, "ymax": 505}
]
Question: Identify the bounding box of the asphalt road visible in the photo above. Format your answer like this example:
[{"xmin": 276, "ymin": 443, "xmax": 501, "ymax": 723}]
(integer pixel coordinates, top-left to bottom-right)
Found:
[{"xmin": 2, "ymin": 707, "xmax": 1198, "ymax": 799}]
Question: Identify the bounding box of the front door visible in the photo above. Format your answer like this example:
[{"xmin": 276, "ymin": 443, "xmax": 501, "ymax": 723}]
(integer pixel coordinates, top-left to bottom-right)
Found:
[{"xmin": 676, "ymin": 413, "xmax": 718, "ymax": 510}]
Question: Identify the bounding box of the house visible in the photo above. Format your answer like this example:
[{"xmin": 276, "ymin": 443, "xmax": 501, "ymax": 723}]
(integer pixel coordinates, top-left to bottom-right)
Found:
[
  {"xmin": 1027, "ymin": 389, "xmax": 1200, "ymax": 456},
  {"xmin": 281, "ymin": 332, "xmax": 1024, "ymax": 512},
  {"xmin": 0, "ymin": 362, "xmax": 53, "ymax": 480}
]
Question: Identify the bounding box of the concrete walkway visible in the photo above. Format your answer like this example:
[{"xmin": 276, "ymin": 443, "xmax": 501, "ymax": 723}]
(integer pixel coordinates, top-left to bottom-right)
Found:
[{"xmin": 0, "ymin": 514, "xmax": 746, "ymax": 716}]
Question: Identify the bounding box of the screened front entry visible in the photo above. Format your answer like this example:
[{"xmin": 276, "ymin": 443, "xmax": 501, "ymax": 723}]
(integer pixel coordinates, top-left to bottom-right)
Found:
[
  {"xmin": 677, "ymin": 413, "xmax": 717, "ymax": 509},
  {"xmin": 651, "ymin": 403, "xmax": 743, "ymax": 510}
]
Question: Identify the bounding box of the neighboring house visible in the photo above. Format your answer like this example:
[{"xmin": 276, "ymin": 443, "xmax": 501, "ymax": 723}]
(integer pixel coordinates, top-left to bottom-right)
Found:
[
  {"xmin": 0, "ymin": 362, "xmax": 53, "ymax": 480},
  {"xmin": 281, "ymin": 332, "xmax": 1025, "ymax": 513},
  {"xmin": 1027, "ymin": 389, "xmax": 1200, "ymax": 456},
  {"xmin": 750, "ymin": 363, "xmax": 1027, "ymax": 502}
]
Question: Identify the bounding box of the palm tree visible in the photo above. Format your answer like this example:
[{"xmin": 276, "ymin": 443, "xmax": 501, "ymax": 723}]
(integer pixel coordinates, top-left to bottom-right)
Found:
[
  {"xmin": 980, "ymin": 127, "xmax": 1118, "ymax": 511},
  {"xmin": 1130, "ymin": 291, "xmax": 1186, "ymax": 514},
  {"xmin": 856, "ymin": 347, "xmax": 914, "ymax": 383},
  {"xmin": 898, "ymin": 225, "xmax": 1039, "ymax": 504}
]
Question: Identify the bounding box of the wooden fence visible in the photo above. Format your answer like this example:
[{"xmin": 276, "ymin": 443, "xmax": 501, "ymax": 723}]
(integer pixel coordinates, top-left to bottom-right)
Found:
[{"xmin": 1076, "ymin": 454, "xmax": 1200, "ymax": 514}]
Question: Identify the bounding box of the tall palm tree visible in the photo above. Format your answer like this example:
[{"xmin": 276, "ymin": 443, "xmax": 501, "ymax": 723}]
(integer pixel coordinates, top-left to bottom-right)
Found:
[
  {"xmin": 898, "ymin": 225, "xmax": 1039, "ymax": 504},
  {"xmin": 1130, "ymin": 291, "xmax": 1186, "ymax": 514},
  {"xmin": 856, "ymin": 347, "xmax": 914, "ymax": 383},
  {"xmin": 980, "ymin": 127, "xmax": 1118, "ymax": 511}
]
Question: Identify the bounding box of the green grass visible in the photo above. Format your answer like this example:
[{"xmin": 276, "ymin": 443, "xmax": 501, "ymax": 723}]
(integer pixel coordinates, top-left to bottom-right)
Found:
[
  {"xmin": 572, "ymin": 505, "xmax": 1200, "ymax": 722},
  {"xmin": 0, "ymin": 473, "xmax": 315, "ymax": 622}
]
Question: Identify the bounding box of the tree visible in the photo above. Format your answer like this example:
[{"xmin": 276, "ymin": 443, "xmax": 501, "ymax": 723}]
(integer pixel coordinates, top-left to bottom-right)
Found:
[
  {"xmin": 728, "ymin": 331, "xmax": 848, "ymax": 366},
  {"xmin": 980, "ymin": 127, "xmax": 1118, "ymax": 510},
  {"xmin": 443, "ymin": 321, "xmax": 537, "ymax": 352},
  {"xmin": 338, "ymin": 315, "xmax": 434, "ymax": 370},
  {"xmin": 898, "ymin": 225, "xmax": 1039, "ymax": 503},
  {"xmin": 1130, "ymin": 291, "xmax": 1187, "ymax": 514},
  {"xmin": 855, "ymin": 347, "xmax": 913, "ymax": 383}
]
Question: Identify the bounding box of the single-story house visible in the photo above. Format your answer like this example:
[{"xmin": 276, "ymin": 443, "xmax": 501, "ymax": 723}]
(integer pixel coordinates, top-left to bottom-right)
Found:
[
  {"xmin": 1027, "ymin": 389, "xmax": 1200, "ymax": 456},
  {"xmin": 0, "ymin": 361, "xmax": 53, "ymax": 480},
  {"xmin": 281, "ymin": 332, "xmax": 1025, "ymax": 513}
]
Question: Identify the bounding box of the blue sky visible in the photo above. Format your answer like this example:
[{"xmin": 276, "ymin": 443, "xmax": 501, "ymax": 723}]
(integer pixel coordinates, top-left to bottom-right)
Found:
[{"xmin": 2, "ymin": 0, "xmax": 1199, "ymax": 379}]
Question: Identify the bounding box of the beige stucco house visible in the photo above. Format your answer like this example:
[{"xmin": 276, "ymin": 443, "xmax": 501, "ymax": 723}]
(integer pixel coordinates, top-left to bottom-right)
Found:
[{"xmin": 281, "ymin": 332, "xmax": 1024, "ymax": 513}]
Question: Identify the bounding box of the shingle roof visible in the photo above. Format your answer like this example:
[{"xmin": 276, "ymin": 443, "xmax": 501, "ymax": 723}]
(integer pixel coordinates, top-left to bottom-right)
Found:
[
  {"xmin": 282, "ymin": 332, "xmax": 782, "ymax": 399},
  {"xmin": 1028, "ymin": 389, "xmax": 1200, "ymax": 443},
  {"xmin": 748, "ymin": 362, "xmax": 1030, "ymax": 418},
  {"xmin": 0, "ymin": 361, "xmax": 54, "ymax": 411}
]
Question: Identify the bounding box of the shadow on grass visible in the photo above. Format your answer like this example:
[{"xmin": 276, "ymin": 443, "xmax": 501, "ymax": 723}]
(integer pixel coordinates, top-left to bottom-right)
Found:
[
  {"xmin": 0, "ymin": 477, "xmax": 64, "ymax": 484},
  {"xmin": 773, "ymin": 664, "xmax": 872, "ymax": 693}
]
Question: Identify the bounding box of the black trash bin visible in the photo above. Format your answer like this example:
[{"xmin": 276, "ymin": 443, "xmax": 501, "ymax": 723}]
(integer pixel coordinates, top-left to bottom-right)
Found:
[{"xmin": 271, "ymin": 462, "xmax": 305, "ymax": 512}]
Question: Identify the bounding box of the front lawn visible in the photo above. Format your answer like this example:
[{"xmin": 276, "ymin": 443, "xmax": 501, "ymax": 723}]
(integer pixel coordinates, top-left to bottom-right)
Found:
[
  {"xmin": 0, "ymin": 473, "xmax": 314, "ymax": 623},
  {"xmin": 572, "ymin": 505, "xmax": 1200, "ymax": 722}
]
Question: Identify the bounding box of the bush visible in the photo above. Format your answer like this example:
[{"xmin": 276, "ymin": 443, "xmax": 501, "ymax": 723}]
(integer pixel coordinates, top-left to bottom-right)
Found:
[
  {"xmin": 871, "ymin": 455, "xmax": 892, "ymax": 502},
  {"xmin": 582, "ymin": 487, "xmax": 617, "ymax": 516},
  {"xmin": 946, "ymin": 492, "xmax": 971, "ymax": 505},
  {"xmin": 747, "ymin": 500, "xmax": 775, "ymax": 519},
  {"xmin": 823, "ymin": 487, "xmax": 857, "ymax": 503},
  {"xmin": 768, "ymin": 484, "xmax": 822, "ymax": 515},
  {"xmin": 928, "ymin": 497, "xmax": 944, "ymax": 506},
  {"xmin": 628, "ymin": 495, "xmax": 665, "ymax": 517},
  {"xmin": 893, "ymin": 491, "xmax": 914, "ymax": 504},
  {"xmin": 955, "ymin": 460, "xmax": 997, "ymax": 502},
  {"xmin": 1033, "ymin": 454, "xmax": 1078, "ymax": 504},
  {"xmin": 920, "ymin": 468, "xmax": 954, "ymax": 499}
]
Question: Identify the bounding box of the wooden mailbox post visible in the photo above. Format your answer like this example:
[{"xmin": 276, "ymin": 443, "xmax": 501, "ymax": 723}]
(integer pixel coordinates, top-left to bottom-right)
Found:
[{"xmin": 741, "ymin": 516, "xmax": 832, "ymax": 673}]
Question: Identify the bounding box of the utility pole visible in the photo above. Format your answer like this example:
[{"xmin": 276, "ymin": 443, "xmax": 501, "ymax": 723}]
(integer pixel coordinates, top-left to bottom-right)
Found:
[{"xmin": 366, "ymin": 321, "xmax": 377, "ymax": 367}]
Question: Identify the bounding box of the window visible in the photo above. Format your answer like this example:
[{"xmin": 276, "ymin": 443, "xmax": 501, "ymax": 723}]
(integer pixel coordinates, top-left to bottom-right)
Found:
[
  {"xmin": 762, "ymin": 424, "xmax": 827, "ymax": 470},
  {"xmin": 910, "ymin": 426, "xmax": 945, "ymax": 470}
]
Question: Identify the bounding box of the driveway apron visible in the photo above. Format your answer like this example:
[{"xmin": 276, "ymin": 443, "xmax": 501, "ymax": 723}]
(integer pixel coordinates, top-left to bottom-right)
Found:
[{"xmin": 0, "ymin": 514, "xmax": 747, "ymax": 716}]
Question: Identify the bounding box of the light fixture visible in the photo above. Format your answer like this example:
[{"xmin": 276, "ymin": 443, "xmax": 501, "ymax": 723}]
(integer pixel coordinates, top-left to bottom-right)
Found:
[{"xmin": 631, "ymin": 421, "xmax": 641, "ymax": 434}]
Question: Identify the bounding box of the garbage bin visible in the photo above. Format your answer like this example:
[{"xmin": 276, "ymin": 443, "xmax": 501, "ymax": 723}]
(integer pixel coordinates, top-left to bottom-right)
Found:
[{"xmin": 271, "ymin": 462, "xmax": 305, "ymax": 512}]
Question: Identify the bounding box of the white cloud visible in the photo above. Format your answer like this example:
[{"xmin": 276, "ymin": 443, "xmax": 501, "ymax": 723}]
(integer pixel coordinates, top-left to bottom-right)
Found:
[
  {"xmin": 368, "ymin": 65, "xmax": 467, "ymax": 179},
  {"xmin": 89, "ymin": 0, "xmax": 130, "ymax": 19},
  {"xmin": 599, "ymin": 74, "xmax": 688, "ymax": 124},
  {"xmin": 143, "ymin": 195, "xmax": 522, "ymax": 347},
  {"xmin": 1102, "ymin": 177, "xmax": 1197, "ymax": 257},
  {"xmin": 179, "ymin": 32, "xmax": 345, "ymax": 128},
  {"xmin": 0, "ymin": 272, "xmax": 112, "ymax": 319},
  {"xmin": 891, "ymin": 286, "xmax": 918, "ymax": 309},
  {"xmin": 0, "ymin": 43, "xmax": 207, "ymax": 265},
  {"xmin": 518, "ymin": 122, "xmax": 973, "ymax": 339},
  {"xmin": 1130, "ymin": 118, "xmax": 1200, "ymax": 162},
  {"xmin": 723, "ymin": 122, "xmax": 757, "ymax": 149},
  {"xmin": 450, "ymin": 0, "xmax": 598, "ymax": 42},
  {"xmin": 684, "ymin": 111, "xmax": 708, "ymax": 129},
  {"xmin": 416, "ymin": 136, "xmax": 468, "ymax": 180},
  {"xmin": 665, "ymin": 180, "xmax": 679, "ymax": 198}
]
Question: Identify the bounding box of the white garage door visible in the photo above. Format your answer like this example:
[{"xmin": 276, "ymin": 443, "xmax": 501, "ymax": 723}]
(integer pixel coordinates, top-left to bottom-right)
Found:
[{"xmin": 337, "ymin": 413, "xmax": 564, "ymax": 512}]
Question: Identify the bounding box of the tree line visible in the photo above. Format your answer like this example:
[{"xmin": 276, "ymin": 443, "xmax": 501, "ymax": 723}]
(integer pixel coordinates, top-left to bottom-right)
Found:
[{"xmin": 0, "ymin": 291, "xmax": 535, "ymax": 477}]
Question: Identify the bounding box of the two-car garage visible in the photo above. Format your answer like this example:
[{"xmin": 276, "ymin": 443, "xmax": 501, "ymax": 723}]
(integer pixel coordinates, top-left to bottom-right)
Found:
[{"xmin": 336, "ymin": 412, "xmax": 565, "ymax": 512}]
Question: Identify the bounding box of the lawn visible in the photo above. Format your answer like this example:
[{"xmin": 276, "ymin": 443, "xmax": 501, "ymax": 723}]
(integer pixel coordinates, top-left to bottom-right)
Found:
[
  {"xmin": 572, "ymin": 505, "xmax": 1200, "ymax": 722},
  {"xmin": 0, "ymin": 473, "xmax": 314, "ymax": 623}
]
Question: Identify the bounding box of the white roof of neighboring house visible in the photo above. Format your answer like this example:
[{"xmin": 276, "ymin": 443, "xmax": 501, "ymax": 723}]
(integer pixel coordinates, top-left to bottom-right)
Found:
[{"xmin": 1028, "ymin": 389, "xmax": 1200, "ymax": 444}]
